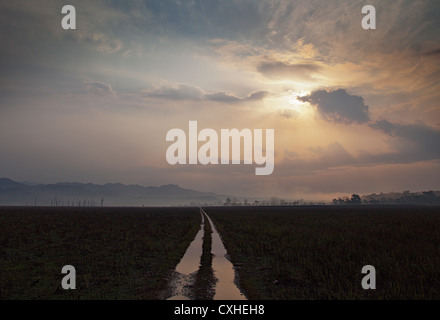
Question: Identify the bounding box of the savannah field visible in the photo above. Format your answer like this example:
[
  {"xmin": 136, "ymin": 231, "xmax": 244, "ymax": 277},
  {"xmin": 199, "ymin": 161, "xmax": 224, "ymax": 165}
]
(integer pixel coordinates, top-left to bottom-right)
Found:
[{"xmin": 1, "ymin": 205, "xmax": 439, "ymax": 299}]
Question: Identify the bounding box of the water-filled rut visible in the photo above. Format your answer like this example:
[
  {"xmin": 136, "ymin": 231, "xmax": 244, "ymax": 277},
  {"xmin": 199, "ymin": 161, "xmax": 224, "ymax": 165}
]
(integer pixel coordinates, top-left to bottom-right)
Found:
[
  {"xmin": 166, "ymin": 209, "xmax": 246, "ymax": 300},
  {"xmin": 202, "ymin": 209, "xmax": 246, "ymax": 300},
  {"xmin": 167, "ymin": 211, "xmax": 204, "ymax": 300}
]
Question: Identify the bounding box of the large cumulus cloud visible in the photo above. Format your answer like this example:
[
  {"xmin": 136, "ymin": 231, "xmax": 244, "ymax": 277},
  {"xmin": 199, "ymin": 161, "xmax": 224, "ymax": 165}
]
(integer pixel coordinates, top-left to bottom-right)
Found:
[{"xmin": 298, "ymin": 89, "xmax": 369, "ymax": 124}]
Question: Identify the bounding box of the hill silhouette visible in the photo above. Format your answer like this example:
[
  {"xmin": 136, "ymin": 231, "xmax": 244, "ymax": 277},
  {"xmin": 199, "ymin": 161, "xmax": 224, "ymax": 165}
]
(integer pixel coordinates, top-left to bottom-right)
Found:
[{"xmin": 0, "ymin": 178, "xmax": 224, "ymax": 206}]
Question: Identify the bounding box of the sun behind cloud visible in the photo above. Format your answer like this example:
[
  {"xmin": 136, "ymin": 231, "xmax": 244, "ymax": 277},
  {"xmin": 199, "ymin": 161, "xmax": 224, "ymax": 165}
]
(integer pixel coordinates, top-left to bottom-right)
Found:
[{"xmin": 287, "ymin": 90, "xmax": 312, "ymax": 114}]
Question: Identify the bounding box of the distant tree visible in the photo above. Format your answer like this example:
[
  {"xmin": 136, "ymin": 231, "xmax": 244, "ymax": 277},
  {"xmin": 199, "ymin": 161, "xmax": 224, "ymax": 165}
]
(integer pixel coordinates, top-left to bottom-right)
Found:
[
  {"xmin": 422, "ymin": 191, "xmax": 435, "ymax": 204},
  {"xmin": 350, "ymin": 194, "xmax": 362, "ymax": 205},
  {"xmin": 270, "ymin": 197, "xmax": 280, "ymax": 205},
  {"xmin": 333, "ymin": 197, "xmax": 348, "ymax": 205}
]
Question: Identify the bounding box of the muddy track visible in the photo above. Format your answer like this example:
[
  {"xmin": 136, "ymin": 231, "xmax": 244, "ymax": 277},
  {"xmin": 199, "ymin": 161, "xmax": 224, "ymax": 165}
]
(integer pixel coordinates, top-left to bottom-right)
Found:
[
  {"xmin": 202, "ymin": 209, "xmax": 246, "ymax": 300},
  {"xmin": 193, "ymin": 211, "xmax": 216, "ymax": 300},
  {"xmin": 166, "ymin": 208, "xmax": 246, "ymax": 300}
]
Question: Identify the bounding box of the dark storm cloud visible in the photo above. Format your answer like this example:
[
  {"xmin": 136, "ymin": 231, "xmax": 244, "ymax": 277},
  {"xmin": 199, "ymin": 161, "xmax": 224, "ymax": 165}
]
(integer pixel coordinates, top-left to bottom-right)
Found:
[
  {"xmin": 257, "ymin": 61, "xmax": 320, "ymax": 81},
  {"xmin": 298, "ymin": 89, "xmax": 369, "ymax": 124}
]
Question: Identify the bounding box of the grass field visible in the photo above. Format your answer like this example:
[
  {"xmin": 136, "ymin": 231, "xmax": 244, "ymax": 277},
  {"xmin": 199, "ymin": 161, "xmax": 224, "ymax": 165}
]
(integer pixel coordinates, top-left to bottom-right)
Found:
[
  {"xmin": 207, "ymin": 206, "xmax": 440, "ymax": 299},
  {"xmin": 1, "ymin": 205, "xmax": 439, "ymax": 300},
  {"xmin": 0, "ymin": 207, "xmax": 200, "ymax": 299}
]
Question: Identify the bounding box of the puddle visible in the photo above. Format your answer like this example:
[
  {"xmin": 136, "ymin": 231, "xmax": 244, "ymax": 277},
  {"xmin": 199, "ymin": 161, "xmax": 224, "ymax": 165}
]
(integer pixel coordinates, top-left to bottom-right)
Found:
[
  {"xmin": 166, "ymin": 209, "xmax": 246, "ymax": 300},
  {"xmin": 175, "ymin": 213, "xmax": 205, "ymax": 275},
  {"xmin": 202, "ymin": 209, "xmax": 246, "ymax": 300},
  {"xmin": 167, "ymin": 212, "xmax": 204, "ymax": 300}
]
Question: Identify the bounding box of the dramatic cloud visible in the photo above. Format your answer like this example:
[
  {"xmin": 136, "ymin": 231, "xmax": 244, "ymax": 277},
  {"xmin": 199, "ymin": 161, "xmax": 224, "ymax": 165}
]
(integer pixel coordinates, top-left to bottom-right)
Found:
[
  {"xmin": 142, "ymin": 82, "xmax": 268, "ymax": 104},
  {"xmin": 370, "ymin": 119, "xmax": 440, "ymax": 160},
  {"xmin": 0, "ymin": 0, "xmax": 439, "ymax": 200},
  {"xmin": 299, "ymin": 89, "xmax": 369, "ymax": 124}
]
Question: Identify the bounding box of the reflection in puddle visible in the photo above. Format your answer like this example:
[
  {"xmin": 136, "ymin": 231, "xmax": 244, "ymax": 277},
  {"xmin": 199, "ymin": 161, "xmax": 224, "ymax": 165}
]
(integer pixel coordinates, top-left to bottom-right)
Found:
[
  {"xmin": 167, "ymin": 210, "xmax": 246, "ymax": 300},
  {"xmin": 175, "ymin": 214, "xmax": 205, "ymax": 275},
  {"xmin": 202, "ymin": 210, "xmax": 246, "ymax": 300},
  {"xmin": 167, "ymin": 212, "xmax": 204, "ymax": 300}
]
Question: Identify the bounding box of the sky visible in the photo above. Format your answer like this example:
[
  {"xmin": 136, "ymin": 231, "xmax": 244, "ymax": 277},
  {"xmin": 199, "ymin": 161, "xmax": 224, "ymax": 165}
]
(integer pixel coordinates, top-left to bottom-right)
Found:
[{"xmin": 0, "ymin": 0, "xmax": 439, "ymax": 200}]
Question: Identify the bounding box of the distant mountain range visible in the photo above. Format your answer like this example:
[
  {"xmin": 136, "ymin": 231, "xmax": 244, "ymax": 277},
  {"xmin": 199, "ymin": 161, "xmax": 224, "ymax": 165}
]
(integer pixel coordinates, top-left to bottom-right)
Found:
[
  {"xmin": 0, "ymin": 178, "xmax": 226, "ymax": 206},
  {"xmin": 1, "ymin": 178, "xmax": 439, "ymax": 207}
]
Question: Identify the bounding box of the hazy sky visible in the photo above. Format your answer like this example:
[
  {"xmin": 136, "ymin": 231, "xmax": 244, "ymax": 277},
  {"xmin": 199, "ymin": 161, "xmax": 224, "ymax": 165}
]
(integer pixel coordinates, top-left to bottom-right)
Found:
[{"xmin": 1, "ymin": 0, "xmax": 439, "ymax": 200}]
